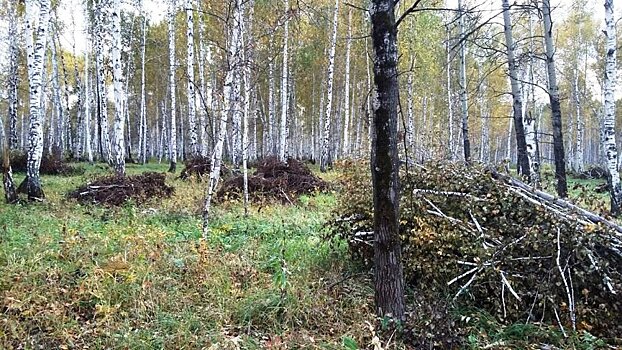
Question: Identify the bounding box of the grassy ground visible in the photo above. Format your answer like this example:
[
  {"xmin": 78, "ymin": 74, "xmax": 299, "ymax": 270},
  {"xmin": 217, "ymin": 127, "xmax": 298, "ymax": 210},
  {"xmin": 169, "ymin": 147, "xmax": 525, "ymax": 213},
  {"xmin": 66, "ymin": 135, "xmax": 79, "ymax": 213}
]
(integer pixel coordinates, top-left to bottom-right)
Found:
[
  {"xmin": 1, "ymin": 162, "xmax": 617, "ymax": 349},
  {"xmin": 0, "ymin": 162, "xmax": 378, "ymax": 349}
]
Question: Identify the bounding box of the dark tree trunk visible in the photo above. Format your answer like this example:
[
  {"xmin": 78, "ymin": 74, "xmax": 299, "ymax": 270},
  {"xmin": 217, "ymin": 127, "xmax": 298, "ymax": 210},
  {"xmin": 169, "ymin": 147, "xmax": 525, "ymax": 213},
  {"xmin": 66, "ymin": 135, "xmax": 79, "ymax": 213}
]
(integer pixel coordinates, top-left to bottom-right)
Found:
[
  {"xmin": 369, "ymin": 0, "xmax": 406, "ymax": 324},
  {"xmin": 543, "ymin": 0, "xmax": 568, "ymax": 198},
  {"xmin": 551, "ymin": 98, "xmax": 568, "ymax": 197}
]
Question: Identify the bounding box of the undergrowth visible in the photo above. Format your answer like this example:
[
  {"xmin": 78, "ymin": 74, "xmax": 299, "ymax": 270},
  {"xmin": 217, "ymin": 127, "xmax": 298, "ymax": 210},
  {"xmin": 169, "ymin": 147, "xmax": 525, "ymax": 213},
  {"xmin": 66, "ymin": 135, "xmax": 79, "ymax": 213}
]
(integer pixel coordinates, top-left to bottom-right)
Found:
[{"xmin": 0, "ymin": 163, "xmax": 375, "ymax": 349}]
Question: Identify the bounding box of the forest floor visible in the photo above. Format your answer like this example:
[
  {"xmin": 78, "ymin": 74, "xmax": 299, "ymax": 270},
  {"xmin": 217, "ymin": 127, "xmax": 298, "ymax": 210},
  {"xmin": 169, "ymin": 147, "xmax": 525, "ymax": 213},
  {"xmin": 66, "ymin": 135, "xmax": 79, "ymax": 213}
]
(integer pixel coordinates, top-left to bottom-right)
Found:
[{"xmin": 0, "ymin": 162, "xmax": 617, "ymax": 349}]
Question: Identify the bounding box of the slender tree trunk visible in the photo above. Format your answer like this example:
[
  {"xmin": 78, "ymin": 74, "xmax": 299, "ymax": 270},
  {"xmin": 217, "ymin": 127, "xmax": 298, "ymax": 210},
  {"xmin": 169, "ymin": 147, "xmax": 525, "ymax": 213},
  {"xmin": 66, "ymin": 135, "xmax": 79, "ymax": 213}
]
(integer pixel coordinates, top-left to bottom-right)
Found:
[
  {"xmin": 1, "ymin": 117, "xmax": 18, "ymax": 203},
  {"xmin": 95, "ymin": 1, "xmax": 111, "ymax": 164},
  {"xmin": 369, "ymin": 0, "xmax": 405, "ymax": 323},
  {"xmin": 139, "ymin": 3, "xmax": 148, "ymax": 164},
  {"xmin": 279, "ymin": 0, "xmax": 290, "ymax": 161},
  {"xmin": 196, "ymin": 0, "xmax": 211, "ymax": 157},
  {"xmin": 7, "ymin": 2, "xmax": 19, "ymax": 150},
  {"xmin": 241, "ymin": 0, "xmax": 255, "ymax": 215},
  {"xmin": 603, "ymin": 0, "xmax": 621, "ymax": 215},
  {"xmin": 186, "ymin": 0, "xmax": 198, "ymax": 157},
  {"xmin": 168, "ymin": 0, "xmax": 178, "ymax": 172},
  {"xmin": 203, "ymin": 0, "xmax": 243, "ymax": 236},
  {"xmin": 342, "ymin": 8, "xmax": 352, "ymax": 157},
  {"xmin": 445, "ymin": 23, "xmax": 454, "ymax": 160},
  {"xmin": 542, "ymin": 0, "xmax": 567, "ymax": 198},
  {"xmin": 406, "ymin": 57, "xmax": 414, "ymax": 155},
  {"xmin": 501, "ymin": 0, "xmax": 530, "ymax": 179},
  {"xmin": 25, "ymin": 0, "xmax": 52, "ymax": 200},
  {"xmin": 573, "ymin": 67, "xmax": 584, "ymax": 173},
  {"xmin": 320, "ymin": 0, "xmax": 340, "ymax": 172},
  {"xmin": 268, "ymin": 62, "xmax": 276, "ymax": 155},
  {"xmin": 51, "ymin": 37, "xmax": 64, "ymax": 158},
  {"xmin": 111, "ymin": 0, "xmax": 126, "ymax": 176},
  {"xmin": 458, "ymin": 0, "xmax": 470, "ymax": 162},
  {"xmin": 84, "ymin": 36, "xmax": 93, "ymax": 163}
]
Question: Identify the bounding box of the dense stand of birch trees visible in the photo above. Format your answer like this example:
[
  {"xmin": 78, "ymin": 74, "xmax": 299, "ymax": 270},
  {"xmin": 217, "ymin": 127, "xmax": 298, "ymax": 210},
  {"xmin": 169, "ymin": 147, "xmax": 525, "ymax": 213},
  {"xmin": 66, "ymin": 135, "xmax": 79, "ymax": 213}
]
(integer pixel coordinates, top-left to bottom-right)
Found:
[{"xmin": 0, "ymin": 0, "xmax": 620, "ymax": 209}]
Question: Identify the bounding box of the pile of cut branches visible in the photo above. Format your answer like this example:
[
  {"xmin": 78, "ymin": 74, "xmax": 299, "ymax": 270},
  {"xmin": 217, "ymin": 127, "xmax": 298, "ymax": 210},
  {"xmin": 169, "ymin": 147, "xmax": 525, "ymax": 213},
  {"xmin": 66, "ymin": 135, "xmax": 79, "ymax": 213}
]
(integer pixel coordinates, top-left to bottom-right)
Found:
[
  {"xmin": 10, "ymin": 151, "xmax": 85, "ymax": 176},
  {"xmin": 179, "ymin": 155, "xmax": 232, "ymax": 181},
  {"xmin": 218, "ymin": 157, "xmax": 328, "ymax": 203},
  {"xmin": 329, "ymin": 161, "xmax": 622, "ymax": 338},
  {"xmin": 68, "ymin": 172, "xmax": 174, "ymax": 206}
]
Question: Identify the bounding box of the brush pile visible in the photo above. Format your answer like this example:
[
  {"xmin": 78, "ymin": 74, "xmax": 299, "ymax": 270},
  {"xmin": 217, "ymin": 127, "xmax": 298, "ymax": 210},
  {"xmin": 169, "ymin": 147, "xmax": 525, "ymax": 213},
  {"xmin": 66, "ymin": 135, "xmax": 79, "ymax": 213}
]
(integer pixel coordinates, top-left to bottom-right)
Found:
[
  {"xmin": 180, "ymin": 156, "xmax": 218, "ymax": 180},
  {"xmin": 329, "ymin": 161, "xmax": 622, "ymax": 338},
  {"xmin": 218, "ymin": 157, "xmax": 328, "ymax": 203},
  {"xmin": 68, "ymin": 172, "xmax": 174, "ymax": 206},
  {"xmin": 10, "ymin": 151, "xmax": 85, "ymax": 176}
]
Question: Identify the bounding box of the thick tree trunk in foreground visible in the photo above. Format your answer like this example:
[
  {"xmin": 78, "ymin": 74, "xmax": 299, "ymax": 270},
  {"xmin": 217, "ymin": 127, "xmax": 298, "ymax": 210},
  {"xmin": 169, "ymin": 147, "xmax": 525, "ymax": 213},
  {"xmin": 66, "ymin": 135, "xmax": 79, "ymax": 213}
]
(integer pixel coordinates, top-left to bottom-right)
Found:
[
  {"xmin": 370, "ymin": 0, "xmax": 406, "ymax": 323},
  {"xmin": 501, "ymin": 0, "xmax": 530, "ymax": 180},
  {"xmin": 25, "ymin": 0, "xmax": 52, "ymax": 200},
  {"xmin": 603, "ymin": 0, "xmax": 621, "ymax": 215},
  {"xmin": 542, "ymin": 0, "xmax": 567, "ymax": 198}
]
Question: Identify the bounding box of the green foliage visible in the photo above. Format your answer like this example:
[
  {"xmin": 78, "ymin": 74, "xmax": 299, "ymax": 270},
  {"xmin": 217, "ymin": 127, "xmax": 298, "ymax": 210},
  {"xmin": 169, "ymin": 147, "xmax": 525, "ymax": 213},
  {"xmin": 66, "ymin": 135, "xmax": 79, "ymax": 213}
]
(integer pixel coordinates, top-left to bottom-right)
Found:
[
  {"xmin": 0, "ymin": 163, "xmax": 376, "ymax": 349},
  {"xmin": 329, "ymin": 160, "xmax": 622, "ymax": 345}
]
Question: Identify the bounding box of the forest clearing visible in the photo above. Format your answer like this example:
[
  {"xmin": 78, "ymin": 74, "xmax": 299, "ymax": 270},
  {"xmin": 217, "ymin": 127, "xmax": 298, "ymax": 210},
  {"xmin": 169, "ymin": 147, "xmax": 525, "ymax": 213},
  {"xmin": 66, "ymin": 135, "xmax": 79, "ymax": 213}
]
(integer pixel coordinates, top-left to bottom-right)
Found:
[{"xmin": 2, "ymin": 0, "xmax": 622, "ymax": 348}]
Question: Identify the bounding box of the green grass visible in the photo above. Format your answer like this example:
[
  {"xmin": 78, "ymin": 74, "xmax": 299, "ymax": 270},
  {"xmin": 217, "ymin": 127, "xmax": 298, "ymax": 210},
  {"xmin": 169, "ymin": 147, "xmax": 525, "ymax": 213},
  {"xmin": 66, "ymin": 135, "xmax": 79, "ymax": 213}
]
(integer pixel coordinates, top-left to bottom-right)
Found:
[
  {"xmin": 0, "ymin": 163, "xmax": 374, "ymax": 349},
  {"xmin": 1, "ymin": 162, "xmax": 617, "ymax": 349}
]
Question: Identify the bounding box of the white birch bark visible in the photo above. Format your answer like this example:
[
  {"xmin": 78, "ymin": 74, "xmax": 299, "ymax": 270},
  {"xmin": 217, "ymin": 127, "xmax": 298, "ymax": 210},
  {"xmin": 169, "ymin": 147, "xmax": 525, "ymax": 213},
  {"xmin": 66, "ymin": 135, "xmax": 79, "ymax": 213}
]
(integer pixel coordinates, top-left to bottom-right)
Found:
[
  {"xmin": 241, "ymin": 0, "xmax": 255, "ymax": 215},
  {"xmin": 168, "ymin": 0, "xmax": 178, "ymax": 172},
  {"xmin": 320, "ymin": 0, "xmax": 340, "ymax": 172},
  {"xmin": 203, "ymin": 0, "xmax": 243, "ymax": 236},
  {"xmin": 445, "ymin": 22, "xmax": 454, "ymax": 160},
  {"xmin": 111, "ymin": 0, "xmax": 126, "ymax": 176},
  {"xmin": 268, "ymin": 61, "xmax": 276, "ymax": 155},
  {"xmin": 186, "ymin": 0, "xmax": 198, "ymax": 157},
  {"xmin": 279, "ymin": 0, "xmax": 290, "ymax": 161},
  {"xmin": 94, "ymin": 1, "xmax": 112, "ymax": 163},
  {"xmin": 84, "ymin": 37, "xmax": 93, "ymax": 163},
  {"xmin": 7, "ymin": 2, "xmax": 19, "ymax": 150},
  {"xmin": 406, "ymin": 58, "xmax": 414, "ymax": 154},
  {"xmin": 25, "ymin": 0, "xmax": 52, "ymax": 199},
  {"xmin": 196, "ymin": 0, "xmax": 211, "ymax": 157},
  {"xmin": 51, "ymin": 36, "xmax": 64, "ymax": 156},
  {"xmin": 603, "ymin": 0, "xmax": 621, "ymax": 214},
  {"xmin": 139, "ymin": 1, "xmax": 148, "ymax": 163},
  {"xmin": 573, "ymin": 67, "xmax": 584, "ymax": 173},
  {"xmin": 342, "ymin": 8, "xmax": 352, "ymax": 157},
  {"xmin": 458, "ymin": 0, "xmax": 470, "ymax": 162}
]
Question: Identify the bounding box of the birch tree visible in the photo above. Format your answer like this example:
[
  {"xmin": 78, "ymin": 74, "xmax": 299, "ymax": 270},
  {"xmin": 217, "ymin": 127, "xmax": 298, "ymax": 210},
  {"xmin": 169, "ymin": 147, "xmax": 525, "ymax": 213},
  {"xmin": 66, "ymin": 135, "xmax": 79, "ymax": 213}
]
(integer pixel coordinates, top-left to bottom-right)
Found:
[
  {"xmin": 501, "ymin": 0, "xmax": 531, "ymax": 181},
  {"xmin": 186, "ymin": 0, "xmax": 198, "ymax": 157},
  {"xmin": 1, "ymin": 117, "xmax": 18, "ymax": 204},
  {"xmin": 342, "ymin": 8, "xmax": 352, "ymax": 157},
  {"xmin": 602, "ymin": 0, "xmax": 621, "ymax": 215},
  {"xmin": 168, "ymin": 0, "xmax": 178, "ymax": 172},
  {"xmin": 542, "ymin": 0, "xmax": 567, "ymax": 198},
  {"xmin": 94, "ymin": 0, "xmax": 112, "ymax": 163},
  {"xmin": 7, "ymin": 1, "xmax": 19, "ymax": 150},
  {"xmin": 320, "ymin": 0, "xmax": 340, "ymax": 172},
  {"xmin": 139, "ymin": 0, "xmax": 148, "ymax": 164},
  {"xmin": 25, "ymin": 0, "xmax": 52, "ymax": 200},
  {"xmin": 111, "ymin": 0, "xmax": 126, "ymax": 176},
  {"xmin": 203, "ymin": 0, "xmax": 243, "ymax": 237},
  {"xmin": 279, "ymin": 0, "xmax": 290, "ymax": 161},
  {"xmin": 84, "ymin": 36, "xmax": 93, "ymax": 163},
  {"xmin": 458, "ymin": 0, "xmax": 470, "ymax": 162}
]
